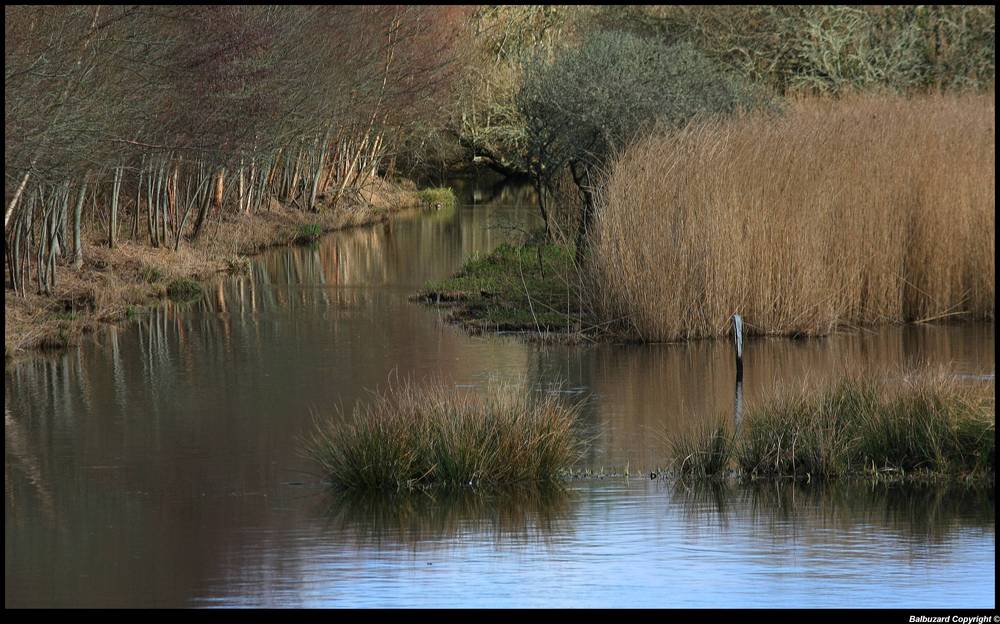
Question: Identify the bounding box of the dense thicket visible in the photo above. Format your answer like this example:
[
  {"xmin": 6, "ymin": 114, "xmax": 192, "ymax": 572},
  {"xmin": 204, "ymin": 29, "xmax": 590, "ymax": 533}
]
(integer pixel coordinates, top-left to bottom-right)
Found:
[{"xmin": 5, "ymin": 5, "xmax": 468, "ymax": 295}]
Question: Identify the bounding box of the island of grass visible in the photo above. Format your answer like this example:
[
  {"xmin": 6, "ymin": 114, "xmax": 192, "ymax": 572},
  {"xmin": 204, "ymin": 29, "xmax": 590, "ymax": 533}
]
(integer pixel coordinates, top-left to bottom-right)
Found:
[
  {"xmin": 307, "ymin": 378, "xmax": 582, "ymax": 491},
  {"xmin": 416, "ymin": 187, "xmax": 457, "ymax": 211},
  {"xmin": 416, "ymin": 240, "xmax": 592, "ymax": 340},
  {"xmin": 307, "ymin": 372, "xmax": 993, "ymax": 492},
  {"xmin": 670, "ymin": 373, "xmax": 995, "ymax": 484}
]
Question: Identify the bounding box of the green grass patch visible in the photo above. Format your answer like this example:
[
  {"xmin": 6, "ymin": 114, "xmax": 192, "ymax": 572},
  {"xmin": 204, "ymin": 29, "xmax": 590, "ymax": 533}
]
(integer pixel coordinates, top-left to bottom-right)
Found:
[
  {"xmin": 139, "ymin": 265, "xmax": 164, "ymax": 283},
  {"xmin": 165, "ymin": 277, "xmax": 202, "ymax": 301},
  {"xmin": 295, "ymin": 223, "xmax": 323, "ymax": 244},
  {"xmin": 420, "ymin": 241, "xmax": 588, "ymax": 334},
  {"xmin": 416, "ymin": 187, "xmax": 457, "ymax": 211},
  {"xmin": 307, "ymin": 377, "xmax": 583, "ymax": 491},
  {"xmin": 224, "ymin": 255, "xmax": 252, "ymax": 275},
  {"xmin": 52, "ymin": 310, "xmax": 78, "ymax": 322},
  {"xmin": 669, "ymin": 374, "xmax": 995, "ymax": 483}
]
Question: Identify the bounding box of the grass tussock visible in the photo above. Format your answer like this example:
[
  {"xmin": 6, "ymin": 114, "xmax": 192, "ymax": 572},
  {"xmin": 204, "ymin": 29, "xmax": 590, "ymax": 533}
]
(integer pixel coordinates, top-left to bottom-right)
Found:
[
  {"xmin": 165, "ymin": 277, "xmax": 202, "ymax": 301},
  {"xmin": 588, "ymin": 93, "xmax": 995, "ymax": 341},
  {"xmin": 295, "ymin": 223, "xmax": 323, "ymax": 244},
  {"xmin": 671, "ymin": 373, "xmax": 995, "ymax": 482},
  {"xmin": 307, "ymin": 378, "xmax": 583, "ymax": 491},
  {"xmin": 416, "ymin": 187, "xmax": 458, "ymax": 211}
]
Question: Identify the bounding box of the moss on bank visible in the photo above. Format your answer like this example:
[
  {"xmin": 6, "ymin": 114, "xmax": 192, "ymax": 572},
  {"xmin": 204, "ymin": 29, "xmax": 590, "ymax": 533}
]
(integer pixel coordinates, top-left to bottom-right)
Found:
[{"xmin": 417, "ymin": 241, "xmax": 591, "ymax": 339}]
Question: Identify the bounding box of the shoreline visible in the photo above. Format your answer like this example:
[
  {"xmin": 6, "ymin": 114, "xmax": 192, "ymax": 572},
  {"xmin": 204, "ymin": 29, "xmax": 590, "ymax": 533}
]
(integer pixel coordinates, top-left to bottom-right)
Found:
[{"xmin": 4, "ymin": 180, "xmax": 422, "ymax": 361}]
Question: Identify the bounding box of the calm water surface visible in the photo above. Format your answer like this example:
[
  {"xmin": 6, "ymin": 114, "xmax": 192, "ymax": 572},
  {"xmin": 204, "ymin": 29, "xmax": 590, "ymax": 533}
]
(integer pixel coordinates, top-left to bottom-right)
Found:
[{"xmin": 5, "ymin": 177, "xmax": 995, "ymax": 607}]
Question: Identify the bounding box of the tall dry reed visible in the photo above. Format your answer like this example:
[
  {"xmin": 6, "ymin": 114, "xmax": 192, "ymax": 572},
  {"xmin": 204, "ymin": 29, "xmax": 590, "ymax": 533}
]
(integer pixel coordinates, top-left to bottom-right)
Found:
[{"xmin": 588, "ymin": 93, "xmax": 995, "ymax": 340}]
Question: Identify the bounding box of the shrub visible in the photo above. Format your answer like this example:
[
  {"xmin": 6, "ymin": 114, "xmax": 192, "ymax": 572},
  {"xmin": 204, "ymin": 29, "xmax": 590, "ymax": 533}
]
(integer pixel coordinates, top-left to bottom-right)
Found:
[{"xmin": 517, "ymin": 31, "xmax": 768, "ymax": 254}]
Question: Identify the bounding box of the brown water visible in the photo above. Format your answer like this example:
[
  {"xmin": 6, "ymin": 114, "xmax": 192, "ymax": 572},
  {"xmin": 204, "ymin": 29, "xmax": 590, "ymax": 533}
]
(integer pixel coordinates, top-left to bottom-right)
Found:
[{"xmin": 4, "ymin": 178, "xmax": 995, "ymax": 607}]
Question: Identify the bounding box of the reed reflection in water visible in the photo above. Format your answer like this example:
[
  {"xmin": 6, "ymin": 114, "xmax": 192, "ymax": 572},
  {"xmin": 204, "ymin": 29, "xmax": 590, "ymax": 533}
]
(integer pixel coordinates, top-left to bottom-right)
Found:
[{"xmin": 319, "ymin": 486, "xmax": 575, "ymax": 548}]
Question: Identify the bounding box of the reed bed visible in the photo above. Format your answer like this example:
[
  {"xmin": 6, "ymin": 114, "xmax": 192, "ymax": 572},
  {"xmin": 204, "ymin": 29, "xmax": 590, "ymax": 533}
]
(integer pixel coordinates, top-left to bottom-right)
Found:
[
  {"xmin": 588, "ymin": 93, "xmax": 995, "ymax": 341},
  {"xmin": 670, "ymin": 373, "xmax": 995, "ymax": 482},
  {"xmin": 307, "ymin": 378, "xmax": 583, "ymax": 491}
]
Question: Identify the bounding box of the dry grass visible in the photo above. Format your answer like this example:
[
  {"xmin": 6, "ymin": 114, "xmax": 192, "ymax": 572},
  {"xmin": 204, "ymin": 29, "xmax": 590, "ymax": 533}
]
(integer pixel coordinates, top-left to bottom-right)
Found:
[
  {"xmin": 588, "ymin": 93, "xmax": 995, "ymax": 341},
  {"xmin": 306, "ymin": 377, "xmax": 584, "ymax": 491}
]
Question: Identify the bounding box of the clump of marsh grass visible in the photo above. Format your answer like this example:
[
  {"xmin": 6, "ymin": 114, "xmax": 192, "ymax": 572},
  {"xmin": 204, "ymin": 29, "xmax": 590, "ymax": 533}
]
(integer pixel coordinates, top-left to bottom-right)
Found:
[
  {"xmin": 224, "ymin": 255, "xmax": 251, "ymax": 275},
  {"xmin": 588, "ymin": 93, "xmax": 995, "ymax": 341},
  {"xmin": 669, "ymin": 373, "xmax": 994, "ymax": 482},
  {"xmin": 416, "ymin": 187, "xmax": 457, "ymax": 211},
  {"xmin": 307, "ymin": 378, "xmax": 584, "ymax": 491},
  {"xmin": 295, "ymin": 223, "xmax": 323, "ymax": 244},
  {"xmin": 669, "ymin": 417, "xmax": 736, "ymax": 479},
  {"xmin": 165, "ymin": 277, "xmax": 202, "ymax": 301}
]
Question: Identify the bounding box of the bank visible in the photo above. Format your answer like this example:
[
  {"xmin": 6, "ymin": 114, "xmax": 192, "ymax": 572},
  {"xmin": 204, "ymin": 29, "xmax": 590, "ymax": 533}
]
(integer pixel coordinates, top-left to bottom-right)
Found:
[{"xmin": 4, "ymin": 178, "xmax": 426, "ymax": 360}]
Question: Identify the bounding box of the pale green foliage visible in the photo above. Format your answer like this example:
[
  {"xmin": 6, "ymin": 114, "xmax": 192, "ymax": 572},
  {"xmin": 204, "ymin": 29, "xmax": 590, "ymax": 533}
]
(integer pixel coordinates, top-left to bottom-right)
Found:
[{"xmin": 518, "ymin": 31, "xmax": 766, "ymax": 178}]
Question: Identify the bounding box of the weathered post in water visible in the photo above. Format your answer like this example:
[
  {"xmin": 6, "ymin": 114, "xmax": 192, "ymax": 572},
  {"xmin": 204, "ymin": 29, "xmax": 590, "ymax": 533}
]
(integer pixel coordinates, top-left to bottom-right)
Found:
[
  {"xmin": 731, "ymin": 314, "xmax": 744, "ymax": 383},
  {"xmin": 732, "ymin": 314, "xmax": 744, "ymax": 428}
]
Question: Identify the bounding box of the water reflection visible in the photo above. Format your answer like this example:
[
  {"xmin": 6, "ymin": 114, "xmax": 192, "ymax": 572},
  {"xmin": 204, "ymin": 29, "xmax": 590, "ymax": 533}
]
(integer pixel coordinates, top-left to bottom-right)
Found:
[
  {"xmin": 528, "ymin": 323, "xmax": 995, "ymax": 468},
  {"xmin": 320, "ymin": 486, "xmax": 574, "ymax": 547},
  {"xmin": 4, "ymin": 174, "xmax": 994, "ymax": 607},
  {"xmin": 670, "ymin": 480, "xmax": 996, "ymax": 546}
]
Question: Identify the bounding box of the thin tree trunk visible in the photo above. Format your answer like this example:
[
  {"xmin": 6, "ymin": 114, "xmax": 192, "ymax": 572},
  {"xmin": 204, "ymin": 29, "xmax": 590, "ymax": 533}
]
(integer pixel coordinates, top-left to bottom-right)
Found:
[
  {"xmin": 109, "ymin": 165, "xmax": 122, "ymax": 248},
  {"xmin": 73, "ymin": 174, "xmax": 88, "ymax": 269},
  {"xmin": 5, "ymin": 170, "xmax": 32, "ymax": 231}
]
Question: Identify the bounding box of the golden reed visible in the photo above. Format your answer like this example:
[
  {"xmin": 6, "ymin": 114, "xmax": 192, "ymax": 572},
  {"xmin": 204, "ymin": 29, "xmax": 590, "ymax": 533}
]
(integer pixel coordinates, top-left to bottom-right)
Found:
[{"xmin": 588, "ymin": 93, "xmax": 995, "ymax": 340}]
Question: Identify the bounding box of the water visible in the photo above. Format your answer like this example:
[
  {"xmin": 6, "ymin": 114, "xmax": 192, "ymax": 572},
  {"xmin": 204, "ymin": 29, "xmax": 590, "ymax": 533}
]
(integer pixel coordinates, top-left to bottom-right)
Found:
[{"xmin": 5, "ymin": 177, "xmax": 995, "ymax": 607}]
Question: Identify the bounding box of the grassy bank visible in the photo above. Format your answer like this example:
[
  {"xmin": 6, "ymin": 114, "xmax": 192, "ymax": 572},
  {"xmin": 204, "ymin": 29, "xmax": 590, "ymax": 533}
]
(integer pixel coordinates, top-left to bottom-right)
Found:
[
  {"xmin": 670, "ymin": 374, "xmax": 995, "ymax": 483},
  {"xmin": 588, "ymin": 93, "xmax": 995, "ymax": 342},
  {"xmin": 417, "ymin": 241, "xmax": 590, "ymax": 339},
  {"xmin": 307, "ymin": 378, "xmax": 583, "ymax": 491},
  {"xmin": 5, "ymin": 181, "xmax": 421, "ymax": 358}
]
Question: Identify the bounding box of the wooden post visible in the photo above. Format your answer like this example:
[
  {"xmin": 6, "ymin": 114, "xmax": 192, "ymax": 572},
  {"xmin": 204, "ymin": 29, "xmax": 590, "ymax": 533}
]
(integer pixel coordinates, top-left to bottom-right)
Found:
[
  {"xmin": 732, "ymin": 313, "xmax": 744, "ymax": 383},
  {"xmin": 732, "ymin": 313, "xmax": 744, "ymax": 428}
]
